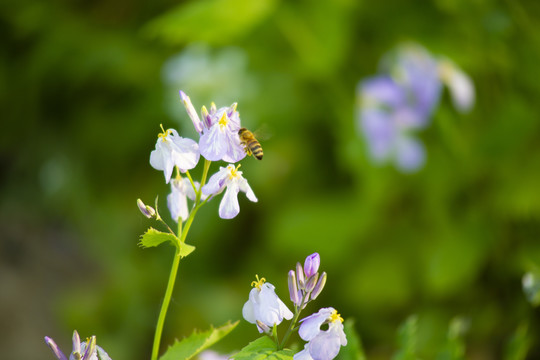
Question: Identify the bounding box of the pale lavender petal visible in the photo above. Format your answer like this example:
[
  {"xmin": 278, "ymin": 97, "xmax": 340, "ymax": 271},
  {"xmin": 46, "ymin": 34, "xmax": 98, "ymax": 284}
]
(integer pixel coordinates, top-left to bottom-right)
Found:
[
  {"xmin": 298, "ymin": 308, "xmax": 334, "ymax": 341},
  {"xmin": 304, "ymin": 253, "xmax": 320, "ymax": 278},
  {"xmin": 96, "ymin": 346, "xmax": 113, "ymax": 360},
  {"xmin": 72, "ymin": 331, "xmax": 81, "ymax": 356},
  {"xmin": 179, "ymin": 91, "xmax": 203, "ymax": 133},
  {"xmin": 44, "ymin": 337, "xmax": 68, "ymax": 360},
  {"xmin": 222, "ymin": 133, "xmax": 247, "ymax": 163},
  {"xmin": 167, "ymin": 179, "xmax": 189, "ymax": 222},
  {"xmin": 219, "ymin": 184, "xmax": 240, "ymax": 219},
  {"xmin": 293, "ymin": 346, "xmax": 313, "ymax": 360},
  {"xmin": 238, "ymin": 178, "xmax": 257, "ymax": 202},
  {"xmin": 360, "ymin": 76, "xmax": 405, "ymax": 108},
  {"xmin": 394, "ymin": 135, "xmax": 425, "ymax": 172},
  {"xmin": 202, "ymin": 167, "xmax": 229, "ymax": 196},
  {"xmin": 329, "ymin": 321, "xmax": 348, "ymax": 346},
  {"xmin": 392, "ymin": 106, "xmax": 427, "ymax": 130},
  {"xmin": 308, "ymin": 331, "xmax": 342, "ymax": 360},
  {"xmin": 200, "ymin": 125, "xmax": 228, "ymax": 161},
  {"xmin": 170, "ymin": 136, "xmax": 200, "ymax": 172},
  {"xmin": 242, "ymin": 289, "xmax": 257, "ymax": 324},
  {"xmin": 361, "ymin": 108, "xmax": 396, "ymax": 162},
  {"xmin": 396, "ymin": 45, "xmax": 442, "ymax": 118}
]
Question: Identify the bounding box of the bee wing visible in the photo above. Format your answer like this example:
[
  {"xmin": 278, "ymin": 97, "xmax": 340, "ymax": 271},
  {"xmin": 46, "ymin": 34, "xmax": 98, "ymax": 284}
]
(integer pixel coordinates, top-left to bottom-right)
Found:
[{"xmin": 252, "ymin": 124, "xmax": 273, "ymax": 141}]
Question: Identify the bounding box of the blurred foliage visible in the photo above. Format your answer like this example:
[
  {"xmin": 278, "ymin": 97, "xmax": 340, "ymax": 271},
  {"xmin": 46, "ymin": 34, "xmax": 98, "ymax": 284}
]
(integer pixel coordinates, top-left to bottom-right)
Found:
[{"xmin": 2, "ymin": 0, "xmax": 540, "ymax": 359}]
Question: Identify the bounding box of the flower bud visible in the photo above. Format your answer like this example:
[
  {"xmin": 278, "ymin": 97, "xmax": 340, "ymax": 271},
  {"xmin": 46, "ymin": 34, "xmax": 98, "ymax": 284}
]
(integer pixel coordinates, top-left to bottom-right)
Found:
[
  {"xmin": 311, "ymin": 272, "xmax": 327, "ymax": 300},
  {"xmin": 137, "ymin": 199, "xmax": 156, "ymax": 219},
  {"xmin": 72, "ymin": 330, "xmax": 81, "ymax": 355},
  {"xmin": 305, "ymin": 272, "xmax": 319, "ymax": 293},
  {"xmin": 256, "ymin": 320, "xmax": 272, "ymax": 334},
  {"xmin": 44, "ymin": 337, "xmax": 65, "ymax": 360},
  {"xmin": 296, "ymin": 262, "xmax": 305, "ymax": 289},
  {"xmin": 304, "ymin": 253, "xmax": 320, "ymax": 278},
  {"xmin": 288, "ymin": 270, "xmax": 301, "ymax": 306},
  {"xmin": 83, "ymin": 336, "xmax": 97, "ymax": 360}
]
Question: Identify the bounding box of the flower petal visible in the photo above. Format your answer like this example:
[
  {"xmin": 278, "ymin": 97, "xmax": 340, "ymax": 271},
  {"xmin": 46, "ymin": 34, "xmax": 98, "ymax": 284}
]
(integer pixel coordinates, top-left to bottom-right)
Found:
[
  {"xmin": 298, "ymin": 308, "xmax": 335, "ymax": 341},
  {"xmin": 180, "ymin": 91, "xmax": 203, "ymax": 133},
  {"xmin": 219, "ymin": 184, "xmax": 240, "ymax": 219},
  {"xmin": 202, "ymin": 167, "xmax": 229, "ymax": 196},
  {"xmin": 394, "ymin": 135, "xmax": 425, "ymax": 173}
]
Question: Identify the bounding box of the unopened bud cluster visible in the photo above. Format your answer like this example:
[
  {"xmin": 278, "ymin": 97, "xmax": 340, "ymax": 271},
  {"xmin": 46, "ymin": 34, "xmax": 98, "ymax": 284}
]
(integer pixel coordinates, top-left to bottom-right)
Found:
[{"xmin": 289, "ymin": 252, "xmax": 327, "ymax": 309}]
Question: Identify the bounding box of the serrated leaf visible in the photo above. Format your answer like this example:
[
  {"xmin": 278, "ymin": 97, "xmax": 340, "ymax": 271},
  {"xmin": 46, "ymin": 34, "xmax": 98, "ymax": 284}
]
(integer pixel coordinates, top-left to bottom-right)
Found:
[
  {"xmin": 159, "ymin": 321, "xmax": 238, "ymax": 360},
  {"xmin": 393, "ymin": 315, "xmax": 419, "ymax": 360},
  {"xmin": 178, "ymin": 241, "xmax": 196, "ymax": 258},
  {"xmin": 335, "ymin": 319, "xmax": 366, "ymax": 360},
  {"xmin": 139, "ymin": 227, "xmax": 178, "ymax": 248},
  {"xmin": 231, "ymin": 337, "xmax": 294, "ymax": 360},
  {"xmin": 143, "ymin": 0, "xmax": 277, "ymax": 45}
]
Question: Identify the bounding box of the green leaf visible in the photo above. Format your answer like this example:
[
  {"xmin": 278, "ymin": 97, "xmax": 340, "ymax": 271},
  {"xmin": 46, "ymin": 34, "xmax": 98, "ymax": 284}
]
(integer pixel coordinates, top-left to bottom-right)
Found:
[
  {"xmin": 178, "ymin": 241, "xmax": 196, "ymax": 258},
  {"xmin": 393, "ymin": 315, "xmax": 419, "ymax": 360},
  {"xmin": 143, "ymin": 0, "xmax": 278, "ymax": 45},
  {"xmin": 436, "ymin": 317, "xmax": 469, "ymax": 360},
  {"xmin": 159, "ymin": 321, "xmax": 239, "ymax": 360},
  {"xmin": 139, "ymin": 227, "xmax": 178, "ymax": 248},
  {"xmin": 504, "ymin": 323, "xmax": 531, "ymax": 360},
  {"xmin": 231, "ymin": 336, "xmax": 294, "ymax": 360},
  {"xmin": 335, "ymin": 319, "xmax": 366, "ymax": 360}
]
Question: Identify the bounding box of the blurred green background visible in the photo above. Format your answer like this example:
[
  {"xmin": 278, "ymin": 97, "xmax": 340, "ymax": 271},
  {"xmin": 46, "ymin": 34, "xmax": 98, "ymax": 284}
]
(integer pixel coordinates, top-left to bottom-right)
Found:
[{"xmin": 2, "ymin": 0, "xmax": 540, "ymax": 359}]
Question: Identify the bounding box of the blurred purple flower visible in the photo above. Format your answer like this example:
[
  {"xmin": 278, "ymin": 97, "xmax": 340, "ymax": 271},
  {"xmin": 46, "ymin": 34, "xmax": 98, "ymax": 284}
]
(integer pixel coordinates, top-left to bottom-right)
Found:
[{"xmin": 357, "ymin": 43, "xmax": 474, "ymax": 172}]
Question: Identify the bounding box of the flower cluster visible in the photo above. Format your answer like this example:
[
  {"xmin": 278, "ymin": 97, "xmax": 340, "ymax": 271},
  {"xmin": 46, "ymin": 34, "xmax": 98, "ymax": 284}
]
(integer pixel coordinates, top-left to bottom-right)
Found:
[
  {"xmin": 289, "ymin": 253, "xmax": 327, "ymax": 309},
  {"xmin": 45, "ymin": 330, "xmax": 112, "ymax": 360},
  {"xmin": 242, "ymin": 253, "xmax": 346, "ymax": 360},
  {"xmin": 145, "ymin": 91, "xmax": 256, "ymax": 221},
  {"xmin": 357, "ymin": 43, "xmax": 475, "ymax": 172}
]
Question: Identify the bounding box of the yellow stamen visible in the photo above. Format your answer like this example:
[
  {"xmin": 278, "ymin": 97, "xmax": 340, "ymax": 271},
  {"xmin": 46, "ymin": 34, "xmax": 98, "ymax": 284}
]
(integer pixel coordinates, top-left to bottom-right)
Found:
[
  {"xmin": 218, "ymin": 113, "xmax": 228, "ymax": 128},
  {"xmin": 228, "ymin": 164, "xmax": 241, "ymax": 179},
  {"xmin": 329, "ymin": 309, "xmax": 344, "ymax": 323},
  {"xmin": 251, "ymin": 274, "xmax": 266, "ymax": 290},
  {"xmin": 158, "ymin": 124, "xmax": 172, "ymax": 142}
]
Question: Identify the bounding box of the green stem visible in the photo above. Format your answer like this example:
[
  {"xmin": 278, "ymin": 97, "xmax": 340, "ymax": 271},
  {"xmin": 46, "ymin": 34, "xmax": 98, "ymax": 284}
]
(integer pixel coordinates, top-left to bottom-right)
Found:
[
  {"xmin": 279, "ymin": 309, "xmax": 301, "ymax": 349},
  {"xmin": 150, "ymin": 160, "xmax": 212, "ymax": 360},
  {"xmin": 279, "ymin": 293, "xmax": 308, "ymax": 349},
  {"xmin": 151, "ymin": 246, "xmax": 182, "ymax": 360}
]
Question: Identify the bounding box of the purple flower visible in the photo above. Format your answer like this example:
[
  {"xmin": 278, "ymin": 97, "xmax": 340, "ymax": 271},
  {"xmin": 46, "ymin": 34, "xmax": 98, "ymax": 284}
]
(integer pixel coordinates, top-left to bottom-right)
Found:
[
  {"xmin": 294, "ymin": 308, "xmax": 347, "ymax": 360},
  {"xmin": 242, "ymin": 275, "xmax": 293, "ymax": 333},
  {"xmin": 149, "ymin": 127, "xmax": 200, "ymax": 183},
  {"xmin": 304, "ymin": 253, "xmax": 320, "ymax": 278},
  {"xmin": 357, "ymin": 43, "xmax": 475, "ymax": 172},
  {"xmin": 44, "ymin": 330, "xmax": 112, "ymax": 360},
  {"xmin": 179, "ymin": 91, "xmax": 246, "ymax": 163},
  {"xmin": 201, "ymin": 164, "xmax": 257, "ymax": 219}
]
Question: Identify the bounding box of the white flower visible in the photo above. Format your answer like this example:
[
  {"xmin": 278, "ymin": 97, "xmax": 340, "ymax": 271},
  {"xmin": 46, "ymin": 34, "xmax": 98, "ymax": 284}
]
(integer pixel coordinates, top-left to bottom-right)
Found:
[
  {"xmin": 294, "ymin": 308, "xmax": 347, "ymax": 360},
  {"xmin": 438, "ymin": 59, "xmax": 475, "ymax": 113},
  {"xmin": 202, "ymin": 164, "xmax": 257, "ymax": 219},
  {"xmin": 242, "ymin": 275, "xmax": 293, "ymax": 333},
  {"xmin": 150, "ymin": 127, "xmax": 200, "ymax": 183}
]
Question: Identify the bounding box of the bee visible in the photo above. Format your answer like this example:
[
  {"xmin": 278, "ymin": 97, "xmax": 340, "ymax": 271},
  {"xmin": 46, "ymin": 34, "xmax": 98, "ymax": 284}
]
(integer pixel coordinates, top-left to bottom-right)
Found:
[{"xmin": 238, "ymin": 127, "xmax": 263, "ymax": 160}]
